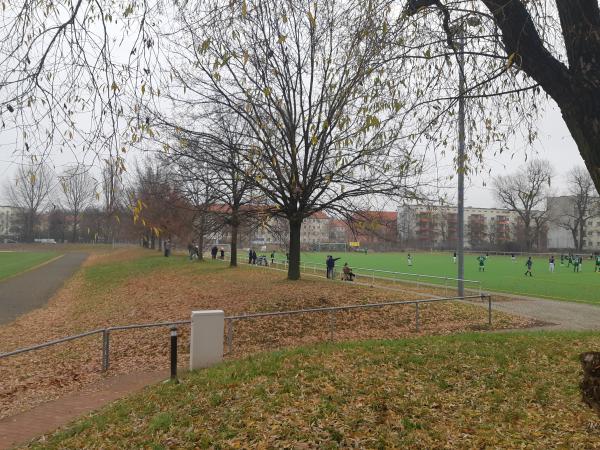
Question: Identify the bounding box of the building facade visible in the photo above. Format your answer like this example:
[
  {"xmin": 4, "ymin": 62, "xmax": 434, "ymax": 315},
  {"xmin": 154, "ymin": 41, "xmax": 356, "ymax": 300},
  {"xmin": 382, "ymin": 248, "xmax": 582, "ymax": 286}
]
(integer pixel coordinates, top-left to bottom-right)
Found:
[
  {"xmin": 397, "ymin": 205, "xmax": 538, "ymax": 251},
  {"xmin": 0, "ymin": 205, "xmax": 21, "ymax": 241}
]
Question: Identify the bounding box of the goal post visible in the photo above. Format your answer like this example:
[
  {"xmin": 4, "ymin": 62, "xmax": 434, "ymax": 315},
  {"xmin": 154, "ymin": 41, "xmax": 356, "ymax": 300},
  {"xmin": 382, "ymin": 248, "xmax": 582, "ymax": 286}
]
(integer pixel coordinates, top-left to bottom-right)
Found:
[{"xmin": 316, "ymin": 242, "xmax": 347, "ymax": 252}]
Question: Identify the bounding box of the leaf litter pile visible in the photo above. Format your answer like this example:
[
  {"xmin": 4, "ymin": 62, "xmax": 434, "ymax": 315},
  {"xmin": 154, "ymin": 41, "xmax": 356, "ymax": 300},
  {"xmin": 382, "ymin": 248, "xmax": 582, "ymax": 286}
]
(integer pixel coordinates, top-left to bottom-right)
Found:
[
  {"xmin": 0, "ymin": 251, "xmax": 535, "ymax": 420},
  {"xmin": 29, "ymin": 333, "xmax": 600, "ymax": 449}
]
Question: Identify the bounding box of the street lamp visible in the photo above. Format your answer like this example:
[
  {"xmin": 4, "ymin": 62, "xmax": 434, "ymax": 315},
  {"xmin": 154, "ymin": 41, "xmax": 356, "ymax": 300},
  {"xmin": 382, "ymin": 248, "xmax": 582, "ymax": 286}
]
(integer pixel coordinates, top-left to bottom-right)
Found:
[
  {"xmin": 405, "ymin": 1, "xmax": 480, "ymax": 297},
  {"xmin": 453, "ymin": 16, "xmax": 480, "ymax": 298}
]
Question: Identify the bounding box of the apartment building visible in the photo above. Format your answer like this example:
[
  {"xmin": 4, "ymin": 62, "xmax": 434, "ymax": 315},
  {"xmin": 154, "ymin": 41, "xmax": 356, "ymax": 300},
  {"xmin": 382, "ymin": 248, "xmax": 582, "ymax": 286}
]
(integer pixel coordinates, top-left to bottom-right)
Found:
[
  {"xmin": 0, "ymin": 205, "xmax": 20, "ymax": 240},
  {"xmin": 397, "ymin": 205, "xmax": 528, "ymax": 250}
]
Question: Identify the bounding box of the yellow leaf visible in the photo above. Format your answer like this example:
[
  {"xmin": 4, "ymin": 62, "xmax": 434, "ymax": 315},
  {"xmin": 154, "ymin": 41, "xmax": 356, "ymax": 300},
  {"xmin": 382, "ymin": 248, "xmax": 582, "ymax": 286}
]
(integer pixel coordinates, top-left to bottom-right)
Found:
[
  {"xmin": 311, "ymin": 135, "xmax": 318, "ymax": 145},
  {"xmin": 241, "ymin": 0, "xmax": 247, "ymax": 17},
  {"xmin": 111, "ymin": 81, "xmax": 118, "ymax": 92},
  {"xmin": 141, "ymin": 84, "xmax": 145, "ymax": 94},
  {"xmin": 278, "ymin": 34, "xmax": 286, "ymax": 44},
  {"xmin": 263, "ymin": 87, "xmax": 271, "ymax": 97},
  {"xmin": 506, "ymin": 52, "xmax": 518, "ymax": 68}
]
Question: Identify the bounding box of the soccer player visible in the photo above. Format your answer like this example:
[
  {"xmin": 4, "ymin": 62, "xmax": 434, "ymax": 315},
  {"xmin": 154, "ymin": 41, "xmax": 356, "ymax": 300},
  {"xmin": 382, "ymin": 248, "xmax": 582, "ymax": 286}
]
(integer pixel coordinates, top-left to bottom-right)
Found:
[
  {"xmin": 407, "ymin": 253, "xmax": 413, "ymax": 266},
  {"xmin": 595, "ymin": 254, "xmax": 600, "ymax": 273},
  {"xmin": 511, "ymin": 253, "xmax": 516, "ymax": 263},
  {"xmin": 453, "ymin": 251, "xmax": 457, "ymax": 263},
  {"xmin": 477, "ymin": 255, "xmax": 486, "ymax": 272},
  {"xmin": 573, "ymin": 255, "xmax": 580, "ymax": 273},
  {"xmin": 560, "ymin": 254, "xmax": 564, "ymax": 267},
  {"xmin": 525, "ymin": 257, "xmax": 533, "ymax": 277},
  {"xmin": 549, "ymin": 255, "xmax": 555, "ymax": 273}
]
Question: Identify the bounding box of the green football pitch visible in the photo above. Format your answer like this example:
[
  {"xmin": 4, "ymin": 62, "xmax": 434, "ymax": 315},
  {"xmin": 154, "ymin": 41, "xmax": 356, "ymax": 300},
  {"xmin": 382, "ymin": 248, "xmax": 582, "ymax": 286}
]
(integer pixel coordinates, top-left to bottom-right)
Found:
[
  {"xmin": 297, "ymin": 251, "xmax": 600, "ymax": 305},
  {"xmin": 0, "ymin": 251, "xmax": 59, "ymax": 281}
]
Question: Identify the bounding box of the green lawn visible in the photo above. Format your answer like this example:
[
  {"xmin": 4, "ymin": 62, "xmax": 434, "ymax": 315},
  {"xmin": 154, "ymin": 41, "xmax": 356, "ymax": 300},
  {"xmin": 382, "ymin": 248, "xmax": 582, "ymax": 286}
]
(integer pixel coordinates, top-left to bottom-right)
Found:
[
  {"xmin": 296, "ymin": 251, "xmax": 600, "ymax": 304},
  {"xmin": 0, "ymin": 251, "xmax": 59, "ymax": 281},
  {"xmin": 28, "ymin": 332, "xmax": 600, "ymax": 449}
]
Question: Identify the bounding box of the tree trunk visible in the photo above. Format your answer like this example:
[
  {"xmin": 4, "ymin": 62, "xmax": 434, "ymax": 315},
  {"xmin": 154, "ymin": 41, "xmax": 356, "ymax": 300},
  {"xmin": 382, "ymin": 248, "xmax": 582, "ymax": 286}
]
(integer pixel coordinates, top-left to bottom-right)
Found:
[
  {"xmin": 197, "ymin": 214, "xmax": 205, "ymax": 261},
  {"xmin": 230, "ymin": 222, "xmax": 238, "ymax": 267},
  {"xmin": 562, "ymin": 108, "xmax": 600, "ymax": 196},
  {"xmin": 72, "ymin": 213, "xmax": 79, "ymax": 243},
  {"xmin": 571, "ymin": 227, "xmax": 579, "ymax": 249},
  {"xmin": 578, "ymin": 216, "xmax": 586, "ymax": 250},
  {"xmin": 288, "ymin": 218, "xmax": 302, "ymax": 280}
]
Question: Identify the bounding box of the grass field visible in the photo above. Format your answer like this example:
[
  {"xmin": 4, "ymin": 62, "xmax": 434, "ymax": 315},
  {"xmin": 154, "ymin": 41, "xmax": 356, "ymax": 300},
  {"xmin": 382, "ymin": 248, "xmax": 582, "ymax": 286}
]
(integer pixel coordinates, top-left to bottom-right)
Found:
[
  {"xmin": 0, "ymin": 251, "xmax": 59, "ymax": 281},
  {"xmin": 27, "ymin": 331, "xmax": 600, "ymax": 449},
  {"xmin": 296, "ymin": 251, "xmax": 600, "ymax": 304},
  {"xmin": 1, "ymin": 249, "xmax": 532, "ymax": 420}
]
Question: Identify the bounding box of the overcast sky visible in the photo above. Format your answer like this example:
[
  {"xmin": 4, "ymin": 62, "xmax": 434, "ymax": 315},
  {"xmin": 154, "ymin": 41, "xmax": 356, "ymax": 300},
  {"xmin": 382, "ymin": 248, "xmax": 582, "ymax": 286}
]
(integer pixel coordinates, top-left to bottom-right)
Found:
[{"xmin": 0, "ymin": 97, "xmax": 586, "ymax": 209}]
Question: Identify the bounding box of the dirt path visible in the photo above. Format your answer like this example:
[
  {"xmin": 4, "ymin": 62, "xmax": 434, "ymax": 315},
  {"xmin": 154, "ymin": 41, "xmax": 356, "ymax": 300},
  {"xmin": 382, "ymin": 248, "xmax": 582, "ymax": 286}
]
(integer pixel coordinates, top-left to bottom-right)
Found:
[
  {"xmin": 487, "ymin": 292, "xmax": 600, "ymax": 330},
  {"xmin": 0, "ymin": 253, "xmax": 87, "ymax": 325}
]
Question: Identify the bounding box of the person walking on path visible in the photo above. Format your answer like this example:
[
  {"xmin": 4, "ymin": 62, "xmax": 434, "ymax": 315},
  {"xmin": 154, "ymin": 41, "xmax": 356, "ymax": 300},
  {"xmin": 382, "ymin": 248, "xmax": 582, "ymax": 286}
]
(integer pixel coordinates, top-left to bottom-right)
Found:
[
  {"xmin": 248, "ymin": 249, "xmax": 253, "ymax": 264},
  {"xmin": 252, "ymin": 249, "xmax": 257, "ymax": 265},
  {"xmin": 525, "ymin": 257, "xmax": 533, "ymax": 277},
  {"xmin": 211, "ymin": 246, "xmax": 218, "ymax": 260},
  {"xmin": 271, "ymin": 251, "xmax": 275, "ymax": 265},
  {"xmin": 220, "ymin": 248, "xmax": 225, "ymax": 260},
  {"xmin": 549, "ymin": 255, "xmax": 555, "ymax": 272}
]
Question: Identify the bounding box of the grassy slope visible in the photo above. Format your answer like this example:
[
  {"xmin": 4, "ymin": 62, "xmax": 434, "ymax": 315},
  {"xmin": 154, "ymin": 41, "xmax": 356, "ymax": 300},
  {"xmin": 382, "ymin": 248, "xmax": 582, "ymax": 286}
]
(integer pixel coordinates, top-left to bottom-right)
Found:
[
  {"xmin": 29, "ymin": 332, "xmax": 600, "ymax": 449},
  {"xmin": 0, "ymin": 251, "xmax": 59, "ymax": 281},
  {"xmin": 298, "ymin": 251, "xmax": 600, "ymax": 304}
]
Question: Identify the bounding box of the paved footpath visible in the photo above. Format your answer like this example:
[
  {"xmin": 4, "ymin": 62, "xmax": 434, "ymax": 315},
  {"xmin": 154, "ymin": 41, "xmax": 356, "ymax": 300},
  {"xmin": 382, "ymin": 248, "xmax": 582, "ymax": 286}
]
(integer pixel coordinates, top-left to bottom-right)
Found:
[
  {"xmin": 484, "ymin": 291, "xmax": 600, "ymax": 331},
  {"xmin": 0, "ymin": 252, "xmax": 87, "ymax": 325},
  {"xmin": 0, "ymin": 370, "xmax": 169, "ymax": 449}
]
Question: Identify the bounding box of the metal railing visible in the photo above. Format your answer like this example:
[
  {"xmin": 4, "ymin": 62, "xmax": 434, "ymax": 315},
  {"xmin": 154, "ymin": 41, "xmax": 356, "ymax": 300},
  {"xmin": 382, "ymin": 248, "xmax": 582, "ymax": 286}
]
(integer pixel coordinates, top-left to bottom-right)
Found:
[
  {"xmin": 0, "ymin": 293, "xmax": 492, "ymax": 370},
  {"xmin": 223, "ymin": 293, "xmax": 492, "ymax": 354},
  {"xmin": 0, "ymin": 320, "xmax": 192, "ymax": 372},
  {"xmin": 241, "ymin": 257, "xmax": 482, "ymax": 296}
]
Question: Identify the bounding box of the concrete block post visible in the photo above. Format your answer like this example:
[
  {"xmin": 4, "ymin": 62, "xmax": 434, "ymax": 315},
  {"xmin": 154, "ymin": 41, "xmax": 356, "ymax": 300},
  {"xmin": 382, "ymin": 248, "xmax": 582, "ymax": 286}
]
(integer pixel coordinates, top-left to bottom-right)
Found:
[{"xmin": 190, "ymin": 310, "xmax": 224, "ymax": 370}]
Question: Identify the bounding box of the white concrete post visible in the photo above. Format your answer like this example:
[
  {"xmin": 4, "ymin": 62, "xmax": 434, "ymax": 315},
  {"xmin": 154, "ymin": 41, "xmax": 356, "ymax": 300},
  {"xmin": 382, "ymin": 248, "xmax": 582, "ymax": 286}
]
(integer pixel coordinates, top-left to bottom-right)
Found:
[{"xmin": 190, "ymin": 310, "xmax": 224, "ymax": 370}]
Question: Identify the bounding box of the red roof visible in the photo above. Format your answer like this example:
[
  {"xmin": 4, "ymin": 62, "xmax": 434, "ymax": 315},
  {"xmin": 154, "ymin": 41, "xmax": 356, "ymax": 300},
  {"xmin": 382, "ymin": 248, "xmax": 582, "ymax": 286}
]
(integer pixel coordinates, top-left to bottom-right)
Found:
[{"xmin": 309, "ymin": 211, "xmax": 329, "ymax": 220}]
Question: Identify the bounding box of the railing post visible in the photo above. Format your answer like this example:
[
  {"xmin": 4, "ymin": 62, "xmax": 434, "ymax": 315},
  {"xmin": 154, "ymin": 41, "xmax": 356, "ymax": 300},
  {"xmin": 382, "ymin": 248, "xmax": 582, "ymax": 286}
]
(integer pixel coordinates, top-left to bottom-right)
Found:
[
  {"xmin": 487, "ymin": 295, "xmax": 492, "ymax": 326},
  {"xmin": 371, "ymin": 269, "xmax": 375, "ymax": 286},
  {"xmin": 415, "ymin": 302, "xmax": 420, "ymax": 332},
  {"xmin": 170, "ymin": 326, "xmax": 178, "ymax": 382},
  {"xmin": 101, "ymin": 329, "xmax": 110, "ymax": 372},
  {"xmin": 227, "ymin": 319, "xmax": 234, "ymax": 354},
  {"xmin": 329, "ymin": 311, "xmax": 336, "ymax": 341},
  {"xmin": 445, "ymin": 277, "xmax": 448, "ymax": 296}
]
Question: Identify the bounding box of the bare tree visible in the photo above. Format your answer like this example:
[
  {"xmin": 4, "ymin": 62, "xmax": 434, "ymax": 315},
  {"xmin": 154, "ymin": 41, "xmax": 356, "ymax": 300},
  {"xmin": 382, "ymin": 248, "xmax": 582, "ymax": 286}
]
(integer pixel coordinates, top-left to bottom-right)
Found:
[
  {"xmin": 165, "ymin": 112, "xmax": 261, "ymax": 267},
  {"xmin": 59, "ymin": 165, "xmax": 96, "ymax": 243},
  {"xmin": 493, "ymin": 159, "xmax": 553, "ymax": 251},
  {"xmin": 553, "ymin": 167, "xmax": 600, "ymax": 250},
  {"xmin": 6, "ymin": 164, "xmax": 55, "ymax": 242},
  {"xmin": 161, "ymin": 0, "xmax": 425, "ymax": 280}
]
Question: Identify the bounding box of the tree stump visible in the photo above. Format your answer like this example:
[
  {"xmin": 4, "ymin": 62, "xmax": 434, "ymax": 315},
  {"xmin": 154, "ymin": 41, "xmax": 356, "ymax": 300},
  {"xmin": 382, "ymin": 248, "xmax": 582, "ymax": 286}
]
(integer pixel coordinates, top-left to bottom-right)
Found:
[{"xmin": 580, "ymin": 352, "xmax": 600, "ymax": 417}]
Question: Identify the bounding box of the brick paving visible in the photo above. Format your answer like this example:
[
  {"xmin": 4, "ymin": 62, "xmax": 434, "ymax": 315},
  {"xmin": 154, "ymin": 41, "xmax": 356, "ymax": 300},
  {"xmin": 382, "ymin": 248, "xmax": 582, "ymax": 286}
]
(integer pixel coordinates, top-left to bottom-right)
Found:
[{"xmin": 0, "ymin": 370, "xmax": 170, "ymax": 449}]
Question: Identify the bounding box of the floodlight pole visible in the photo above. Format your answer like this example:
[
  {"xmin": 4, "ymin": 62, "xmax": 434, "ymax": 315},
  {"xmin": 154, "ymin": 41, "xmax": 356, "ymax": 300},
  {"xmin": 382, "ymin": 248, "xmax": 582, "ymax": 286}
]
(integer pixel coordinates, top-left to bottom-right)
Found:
[{"xmin": 457, "ymin": 28, "xmax": 466, "ymax": 298}]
